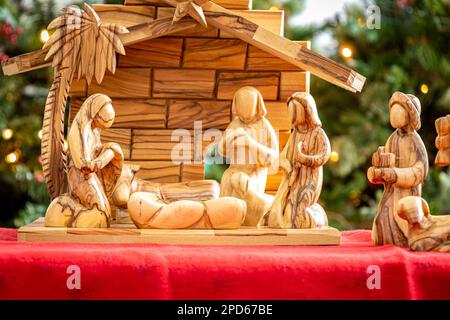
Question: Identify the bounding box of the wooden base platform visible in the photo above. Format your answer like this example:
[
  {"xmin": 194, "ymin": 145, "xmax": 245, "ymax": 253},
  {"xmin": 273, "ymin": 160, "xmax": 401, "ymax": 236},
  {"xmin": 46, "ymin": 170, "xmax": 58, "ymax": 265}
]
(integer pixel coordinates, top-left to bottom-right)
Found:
[{"xmin": 18, "ymin": 218, "xmax": 341, "ymax": 246}]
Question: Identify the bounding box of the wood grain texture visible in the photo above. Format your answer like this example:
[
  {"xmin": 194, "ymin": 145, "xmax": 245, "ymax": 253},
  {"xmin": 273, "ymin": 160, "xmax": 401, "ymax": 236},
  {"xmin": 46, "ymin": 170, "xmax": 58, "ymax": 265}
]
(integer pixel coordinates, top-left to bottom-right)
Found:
[
  {"xmin": 280, "ymin": 72, "xmax": 310, "ymax": 99},
  {"xmin": 69, "ymin": 80, "xmax": 87, "ymax": 97},
  {"xmin": 265, "ymin": 102, "xmax": 291, "ymax": 131},
  {"xmin": 196, "ymin": 0, "xmax": 365, "ymax": 92},
  {"xmin": 435, "ymin": 115, "xmax": 450, "ymax": 166},
  {"xmin": 247, "ymin": 42, "xmax": 309, "ymax": 71},
  {"xmin": 219, "ymin": 87, "xmax": 279, "ymax": 226},
  {"xmin": 89, "ymin": 68, "xmax": 151, "ymax": 98},
  {"xmin": 217, "ymin": 72, "xmax": 279, "ymax": 100},
  {"xmin": 265, "ymin": 170, "xmax": 284, "ymax": 191},
  {"xmin": 4, "ymin": 2, "xmax": 364, "ymax": 93},
  {"xmin": 119, "ymin": 38, "xmax": 183, "ymax": 67},
  {"xmin": 93, "ymin": 4, "xmax": 156, "ymax": 27},
  {"xmin": 367, "ymin": 92, "xmax": 429, "ymax": 247},
  {"xmin": 153, "ymin": 69, "xmax": 216, "ymax": 98},
  {"xmin": 125, "ymin": 0, "xmax": 252, "ymax": 10},
  {"xmin": 45, "ymin": 94, "xmax": 124, "ymax": 228},
  {"xmin": 1, "ymin": 49, "xmax": 50, "ymax": 75},
  {"xmin": 167, "ymin": 100, "xmax": 231, "ymax": 129},
  {"xmin": 132, "ymin": 129, "xmax": 193, "ymax": 161},
  {"xmin": 220, "ymin": 10, "xmax": 284, "ymax": 38},
  {"xmin": 263, "ymin": 92, "xmax": 330, "ymax": 229},
  {"xmin": 19, "ymin": 217, "xmax": 342, "ymax": 245},
  {"xmin": 70, "ymin": 98, "xmax": 166, "ymax": 129},
  {"xmin": 40, "ymin": 4, "xmax": 128, "ymax": 199},
  {"xmin": 102, "ymin": 129, "xmax": 132, "ymax": 160},
  {"xmin": 397, "ymin": 196, "xmax": 450, "ymax": 252},
  {"xmin": 128, "ymin": 161, "xmax": 181, "ymax": 182},
  {"xmin": 156, "ymin": 7, "xmax": 218, "ymax": 37},
  {"xmin": 181, "ymin": 163, "xmax": 205, "ymax": 181},
  {"xmin": 183, "ymin": 38, "xmax": 247, "ymax": 69}
]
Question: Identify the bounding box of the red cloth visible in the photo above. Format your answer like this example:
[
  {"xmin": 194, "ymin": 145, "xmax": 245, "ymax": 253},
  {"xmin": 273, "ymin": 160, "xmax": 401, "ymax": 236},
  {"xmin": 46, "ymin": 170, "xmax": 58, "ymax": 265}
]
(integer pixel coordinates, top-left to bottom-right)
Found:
[{"xmin": 0, "ymin": 228, "xmax": 449, "ymax": 300}]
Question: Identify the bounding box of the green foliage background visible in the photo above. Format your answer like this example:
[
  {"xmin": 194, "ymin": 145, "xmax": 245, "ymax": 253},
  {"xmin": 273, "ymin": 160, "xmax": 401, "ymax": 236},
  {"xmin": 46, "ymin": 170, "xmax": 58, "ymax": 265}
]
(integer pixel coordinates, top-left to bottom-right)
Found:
[{"xmin": 0, "ymin": 0, "xmax": 449, "ymax": 229}]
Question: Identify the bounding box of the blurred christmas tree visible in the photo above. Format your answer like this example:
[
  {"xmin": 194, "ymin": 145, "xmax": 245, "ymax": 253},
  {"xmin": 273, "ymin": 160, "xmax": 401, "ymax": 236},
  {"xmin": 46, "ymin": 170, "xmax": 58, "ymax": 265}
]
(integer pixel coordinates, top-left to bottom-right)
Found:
[
  {"xmin": 254, "ymin": 0, "xmax": 450, "ymax": 229},
  {"xmin": 0, "ymin": 0, "xmax": 59, "ymax": 227}
]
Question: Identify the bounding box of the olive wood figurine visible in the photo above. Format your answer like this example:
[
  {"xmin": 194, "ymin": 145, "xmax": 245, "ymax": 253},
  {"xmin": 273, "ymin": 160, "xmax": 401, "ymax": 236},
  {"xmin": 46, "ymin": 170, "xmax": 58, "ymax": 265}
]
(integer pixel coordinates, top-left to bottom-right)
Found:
[
  {"xmin": 45, "ymin": 94, "xmax": 123, "ymax": 228},
  {"xmin": 397, "ymin": 196, "xmax": 450, "ymax": 252},
  {"xmin": 218, "ymin": 86, "xmax": 279, "ymax": 226},
  {"xmin": 261, "ymin": 92, "xmax": 330, "ymax": 229},
  {"xmin": 113, "ymin": 164, "xmax": 247, "ymax": 229},
  {"xmin": 128, "ymin": 193, "xmax": 246, "ymax": 229},
  {"xmin": 435, "ymin": 115, "xmax": 450, "ymax": 166},
  {"xmin": 367, "ymin": 92, "xmax": 429, "ymax": 247}
]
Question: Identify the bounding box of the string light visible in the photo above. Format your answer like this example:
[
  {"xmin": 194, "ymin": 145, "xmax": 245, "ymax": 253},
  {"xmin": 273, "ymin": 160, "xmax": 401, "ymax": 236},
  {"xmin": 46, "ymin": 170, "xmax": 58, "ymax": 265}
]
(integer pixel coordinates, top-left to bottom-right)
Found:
[
  {"xmin": 5, "ymin": 151, "xmax": 19, "ymax": 164},
  {"xmin": 420, "ymin": 83, "xmax": 429, "ymax": 94},
  {"xmin": 64, "ymin": 139, "xmax": 68, "ymax": 151},
  {"xmin": 38, "ymin": 129, "xmax": 43, "ymax": 139},
  {"xmin": 341, "ymin": 47, "xmax": 353, "ymax": 59},
  {"xmin": 2, "ymin": 128, "xmax": 13, "ymax": 140},
  {"xmin": 40, "ymin": 29, "xmax": 50, "ymax": 43},
  {"xmin": 330, "ymin": 151, "xmax": 340, "ymax": 163},
  {"xmin": 357, "ymin": 18, "xmax": 365, "ymax": 27}
]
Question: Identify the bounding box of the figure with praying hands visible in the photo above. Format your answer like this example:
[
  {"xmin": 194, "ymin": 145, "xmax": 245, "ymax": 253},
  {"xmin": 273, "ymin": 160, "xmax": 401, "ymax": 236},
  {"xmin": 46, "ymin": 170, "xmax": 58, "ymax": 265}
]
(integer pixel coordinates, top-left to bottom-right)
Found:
[{"xmin": 218, "ymin": 86, "xmax": 279, "ymax": 226}]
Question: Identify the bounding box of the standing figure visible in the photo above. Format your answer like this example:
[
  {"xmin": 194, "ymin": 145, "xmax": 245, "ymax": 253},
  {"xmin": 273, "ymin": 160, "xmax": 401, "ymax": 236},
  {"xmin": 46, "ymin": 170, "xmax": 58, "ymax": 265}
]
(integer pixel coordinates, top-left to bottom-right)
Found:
[
  {"xmin": 367, "ymin": 92, "xmax": 428, "ymax": 246},
  {"xmin": 262, "ymin": 92, "xmax": 330, "ymax": 229},
  {"xmin": 218, "ymin": 87, "xmax": 279, "ymax": 226},
  {"xmin": 45, "ymin": 94, "xmax": 124, "ymax": 228}
]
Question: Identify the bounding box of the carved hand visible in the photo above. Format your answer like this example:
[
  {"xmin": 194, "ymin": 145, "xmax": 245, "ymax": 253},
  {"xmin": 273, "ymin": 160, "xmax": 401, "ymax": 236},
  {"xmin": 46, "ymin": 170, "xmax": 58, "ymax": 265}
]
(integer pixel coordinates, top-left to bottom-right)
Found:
[
  {"xmin": 81, "ymin": 160, "xmax": 97, "ymax": 175},
  {"xmin": 296, "ymin": 142, "xmax": 311, "ymax": 166},
  {"xmin": 367, "ymin": 167, "xmax": 397, "ymax": 184}
]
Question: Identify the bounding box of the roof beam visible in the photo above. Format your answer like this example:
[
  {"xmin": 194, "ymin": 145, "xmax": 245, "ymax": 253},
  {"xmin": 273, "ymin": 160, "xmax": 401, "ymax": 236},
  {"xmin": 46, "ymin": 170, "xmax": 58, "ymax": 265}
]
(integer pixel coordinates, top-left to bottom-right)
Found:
[
  {"xmin": 1, "ymin": 16, "xmax": 198, "ymax": 76},
  {"xmin": 185, "ymin": 0, "xmax": 365, "ymax": 92}
]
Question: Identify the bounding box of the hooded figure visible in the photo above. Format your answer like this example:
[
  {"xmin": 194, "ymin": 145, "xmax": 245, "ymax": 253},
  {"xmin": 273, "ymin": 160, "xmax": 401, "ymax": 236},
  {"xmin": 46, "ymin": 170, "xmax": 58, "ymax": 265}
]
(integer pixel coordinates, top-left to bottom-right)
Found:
[
  {"xmin": 368, "ymin": 92, "xmax": 429, "ymax": 246},
  {"xmin": 218, "ymin": 87, "xmax": 279, "ymax": 226},
  {"xmin": 261, "ymin": 92, "xmax": 330, "ymax": 229},
  {"xmin": 45, "ymin": 94, "xmax": 124, "ymax": 228}
]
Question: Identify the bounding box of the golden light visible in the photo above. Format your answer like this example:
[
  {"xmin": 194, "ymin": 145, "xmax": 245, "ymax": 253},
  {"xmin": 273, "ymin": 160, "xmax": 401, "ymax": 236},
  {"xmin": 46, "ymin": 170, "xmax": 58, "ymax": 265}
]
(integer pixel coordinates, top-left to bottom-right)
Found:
[
  {"xmin": 2, "ymin": 128, "xmax": 13, "ymax": 140},
  {"xmin": 40, "ymin": 29, "xmax": 50, "ymax": 43},
  {"xmin": 38, "ymin": 129, "xmax": 43, "ymax": 139},
  {"xmin": 420, "ymin": 83, "xmax": 429, "ymax": 94},
  {"xmin": 5, "ymin": 152, "xmax": 18, "ymax": 164},
  {"xmin": 330, "ymin": 151, "xmax": 340, "ymax": 163},
  {"xmin": 357, "ymin": 18, "xmax": 365, "ymax": 27},
  {"xmin": 341, "ymin": 47, "xmax": 353, "ymax": 59},
  {"xmin": 269, "ymin": 5, "xmax": 279, "ymax": 11},
  {"xmin": 64, "ymin": 139, "xmax": 68, "ymax": 151}
]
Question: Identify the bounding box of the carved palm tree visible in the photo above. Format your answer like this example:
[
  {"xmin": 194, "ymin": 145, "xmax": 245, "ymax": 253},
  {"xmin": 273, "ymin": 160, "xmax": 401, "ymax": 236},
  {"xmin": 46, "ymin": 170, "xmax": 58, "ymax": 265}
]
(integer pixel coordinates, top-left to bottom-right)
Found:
[{"xmin": 42, "ymin": 3, "xmax": 128, "ymax": 198}]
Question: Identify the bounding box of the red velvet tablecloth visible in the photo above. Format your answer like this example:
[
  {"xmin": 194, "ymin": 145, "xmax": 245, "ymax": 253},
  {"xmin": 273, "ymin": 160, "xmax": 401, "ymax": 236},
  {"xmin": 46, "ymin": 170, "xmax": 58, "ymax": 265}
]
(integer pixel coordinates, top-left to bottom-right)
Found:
[{"xmin": 0, "ymin": 228, "xmax": 449, "ymax": 300}]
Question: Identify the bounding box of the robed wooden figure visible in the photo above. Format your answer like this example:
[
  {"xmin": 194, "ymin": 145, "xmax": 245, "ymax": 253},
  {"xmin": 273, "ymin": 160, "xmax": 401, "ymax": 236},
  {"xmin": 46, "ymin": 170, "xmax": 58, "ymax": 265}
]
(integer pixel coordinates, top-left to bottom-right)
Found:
[
  {"xmin": 45, "ymin": 94, "xmax": 124, "ymax": 228},
  {"xmin": 262, "ymin": 92, "xmax": 330, "ymax": 229},
  {"xmin": 367, "ymin": 92, "xmax": 428, "ymax": 247}
]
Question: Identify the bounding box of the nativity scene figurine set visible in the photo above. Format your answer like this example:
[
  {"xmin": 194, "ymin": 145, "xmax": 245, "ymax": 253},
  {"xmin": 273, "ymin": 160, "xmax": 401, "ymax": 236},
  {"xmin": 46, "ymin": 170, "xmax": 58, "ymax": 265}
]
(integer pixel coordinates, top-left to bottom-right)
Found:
[{"xmin": 2, "ymin": 1, "xmax": 449, "ymax": 251}]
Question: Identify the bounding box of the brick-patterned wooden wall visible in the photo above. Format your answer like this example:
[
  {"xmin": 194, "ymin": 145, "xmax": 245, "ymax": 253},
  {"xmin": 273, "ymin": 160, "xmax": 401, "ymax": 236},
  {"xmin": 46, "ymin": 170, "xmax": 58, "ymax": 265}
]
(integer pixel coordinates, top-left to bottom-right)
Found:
[{"xmin": 68, "ymin": 3, "xmax": 310, "ymax": 194}]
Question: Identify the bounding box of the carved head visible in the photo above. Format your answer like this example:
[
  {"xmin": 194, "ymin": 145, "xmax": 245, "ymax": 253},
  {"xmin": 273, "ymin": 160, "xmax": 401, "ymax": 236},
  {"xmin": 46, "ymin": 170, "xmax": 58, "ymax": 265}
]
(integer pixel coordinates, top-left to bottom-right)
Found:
[
  {"xmin": 287, "ymin": 92, "xmax": 322, "ymax": 129},
  {"xmin": 232, "ymin": 87, "xmax": 267, "ymax": 123},
  {"xmin": 74, "ymin": 94, "xmax": 115, "ymax": 130},
  {"xmin": 397, "ymin": 196, "xmax": 430, "ymax": 225},
  {"xmin": 389, "ymin": 92, "xmax": 421, "ymax": 130}
]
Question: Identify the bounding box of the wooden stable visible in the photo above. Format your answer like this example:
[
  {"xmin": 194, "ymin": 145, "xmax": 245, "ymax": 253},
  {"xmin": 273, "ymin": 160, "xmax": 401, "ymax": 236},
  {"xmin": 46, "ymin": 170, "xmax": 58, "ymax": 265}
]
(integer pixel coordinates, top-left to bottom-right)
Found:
[
  {"xmin": 66, "ymin": 1, "xmax": 310, "ymax": 194},
  {"xmin": 18, "ymin": 218, "xmax": 341, "ymax": 245},
  {"xmin": 3, "ymin": 0, "xmax": 371, "ymax": 246}
]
